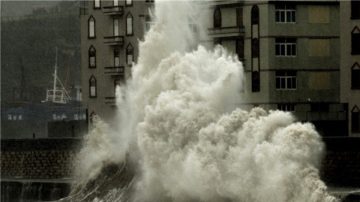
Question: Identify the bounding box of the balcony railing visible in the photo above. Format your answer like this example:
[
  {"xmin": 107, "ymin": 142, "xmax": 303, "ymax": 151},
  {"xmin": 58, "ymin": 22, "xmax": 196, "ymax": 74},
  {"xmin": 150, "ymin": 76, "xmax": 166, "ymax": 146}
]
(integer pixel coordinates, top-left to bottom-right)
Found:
[
  {"xmin": 104, "ymin": 36, "xmax": 124, "ymax": 46},
  {"xmin": 208, "ymin": 26, "xmax": 245, "ymax": 38},
  {"xmin": 105, "ymin": 96, "xmax": 116, "ymax": 106},
  {"xmin": 305, "ymin": 111, "xmax": 347, "ymax": 121},
  {"xmin": 102, "ymin": 6, "xmax": 124, "ymax": 16},
  {"xmin": 105, "ymin": 66, "xmax": 125, "ymax": 77}
]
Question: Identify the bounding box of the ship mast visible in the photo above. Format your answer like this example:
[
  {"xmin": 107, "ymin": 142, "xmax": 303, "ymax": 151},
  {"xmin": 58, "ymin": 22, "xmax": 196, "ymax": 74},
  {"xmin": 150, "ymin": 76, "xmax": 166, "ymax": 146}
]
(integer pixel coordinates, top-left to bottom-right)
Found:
[
  {"xmin": 43, "ymin": 47, "xmax": 71, "ymax": 104},
  {"xmin": 53, "ymin": 47, "xmax": 58, "ymax": 102}
]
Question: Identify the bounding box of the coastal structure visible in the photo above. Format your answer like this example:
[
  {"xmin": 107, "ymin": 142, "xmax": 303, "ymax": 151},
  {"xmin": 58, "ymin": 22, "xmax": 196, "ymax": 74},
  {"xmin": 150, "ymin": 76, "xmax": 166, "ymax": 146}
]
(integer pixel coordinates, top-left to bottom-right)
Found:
[
  {"xmin": 80, "ymin": 0, "xmax": 153, "ymax": 124},
  {"xmin": 207, "ymin": 0, "xmax": 347, "ymax": 136},
  {"xmin": 80, "ymin": 0, "xmax": 358, "ymax": 136},
  {"xmin": 340, "ymin": 0, "xmax": 360, "ymax": 136}
]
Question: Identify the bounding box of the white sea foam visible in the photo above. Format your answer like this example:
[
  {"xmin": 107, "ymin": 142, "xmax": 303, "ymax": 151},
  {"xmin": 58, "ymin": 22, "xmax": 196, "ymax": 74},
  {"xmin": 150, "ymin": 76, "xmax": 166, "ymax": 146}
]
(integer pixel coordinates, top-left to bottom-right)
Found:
[{"xmin": 74, "ymin": 0, "xmax": 338, "ymax": 201}]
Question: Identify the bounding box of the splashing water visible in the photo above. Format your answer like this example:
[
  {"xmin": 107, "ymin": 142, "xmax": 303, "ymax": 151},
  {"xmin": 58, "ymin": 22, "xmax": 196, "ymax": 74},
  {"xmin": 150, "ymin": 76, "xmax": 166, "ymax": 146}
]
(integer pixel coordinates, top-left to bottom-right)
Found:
[{"xmin": 71, "ymin": 1, "xmax": 338, "ymax": 201}]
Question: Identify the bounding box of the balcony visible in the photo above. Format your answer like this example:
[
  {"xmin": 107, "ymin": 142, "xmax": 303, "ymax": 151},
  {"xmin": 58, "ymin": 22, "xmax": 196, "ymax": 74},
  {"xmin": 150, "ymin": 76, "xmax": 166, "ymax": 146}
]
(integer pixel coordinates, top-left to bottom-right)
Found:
[
  {"xmin": 208, "ymin": 26, "xmax": 245, "ymax": 38},
  {"xmin": 305, "ymin": 111, "xmax": 347, "ymax": 121},
  {"xmin": 102, "ymin": 6, "xmax": 124, "ymax": 16},
  {"xmin": 105, "ymin": 66, "xmax": 125, "ymax": 77},
  {"xmin": 105, "ymin": 96, "xmax": 116, "ymax": 106},
  {"xmin": 104, "ymin": 36, "xmax": 124, "ymax": 46}
]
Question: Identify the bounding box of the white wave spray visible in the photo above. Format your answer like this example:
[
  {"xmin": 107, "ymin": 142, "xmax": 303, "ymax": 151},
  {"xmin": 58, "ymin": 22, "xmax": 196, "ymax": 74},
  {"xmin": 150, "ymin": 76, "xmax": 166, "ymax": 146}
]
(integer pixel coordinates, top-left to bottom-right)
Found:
[{"xmin": 74, "ymin": 1, "xmax": 338, "ymax": 201}]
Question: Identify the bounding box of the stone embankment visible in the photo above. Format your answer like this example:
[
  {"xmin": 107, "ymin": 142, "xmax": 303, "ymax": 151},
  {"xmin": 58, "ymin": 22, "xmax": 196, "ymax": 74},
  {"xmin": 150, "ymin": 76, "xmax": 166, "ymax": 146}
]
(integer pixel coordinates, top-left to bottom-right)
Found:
[{"xmin": 1, "ymin": 138, "xmax": 81, "ymax": 179}]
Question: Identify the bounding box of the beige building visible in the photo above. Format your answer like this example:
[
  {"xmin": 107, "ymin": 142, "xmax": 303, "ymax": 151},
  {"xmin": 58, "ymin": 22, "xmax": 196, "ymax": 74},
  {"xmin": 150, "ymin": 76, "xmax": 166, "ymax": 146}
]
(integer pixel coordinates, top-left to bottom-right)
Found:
[
  {"xmin": 207, "ymin": 0, "xmax": 347, "ymax": 136},
  {"xmin": 340, "ymin": 0, "xmax": 360, "ymax": 136},
  {"xmin": 80, "ymin": 0, "xmax": 153, "ymax": 125},
  {"xmin": 80, "ymin": 0, "xmax": 355, "ymax": 136}
]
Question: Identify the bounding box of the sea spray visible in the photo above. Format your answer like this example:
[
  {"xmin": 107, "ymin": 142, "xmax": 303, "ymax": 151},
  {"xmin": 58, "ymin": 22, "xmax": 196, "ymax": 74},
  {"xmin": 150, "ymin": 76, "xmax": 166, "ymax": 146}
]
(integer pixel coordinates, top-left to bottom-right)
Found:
[
  {"xmin": 72, "ymin": 0, "xmax": 338, "ymax": 201},
  {"xmin": 74, "ymin": 117, "xmax": 120, "ymax": 183}
]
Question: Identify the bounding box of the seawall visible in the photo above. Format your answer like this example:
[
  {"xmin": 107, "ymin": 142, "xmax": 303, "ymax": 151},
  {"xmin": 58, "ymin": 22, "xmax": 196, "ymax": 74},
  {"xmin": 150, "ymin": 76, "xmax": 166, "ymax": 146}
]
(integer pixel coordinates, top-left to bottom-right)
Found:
[{"xmin": 1, "ymin": 137, "xmax": 359, "ymax": 201}]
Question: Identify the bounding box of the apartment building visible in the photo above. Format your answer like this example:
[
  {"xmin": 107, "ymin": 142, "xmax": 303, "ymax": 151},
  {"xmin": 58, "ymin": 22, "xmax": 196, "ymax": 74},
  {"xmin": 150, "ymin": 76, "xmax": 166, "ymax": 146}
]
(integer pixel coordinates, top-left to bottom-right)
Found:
[
  {"xmin": 208, "ymin": 0, "xmax": 347, "ymax": 136},
  {"xmin": 80, "ymin": 0, "xmax": 153, "ymax": 124},
  {"xmin": 80, "ymin": 0, "xmax": 354, "ymax": 136},
  {"xmin": 340, "ymin": 0, "xmax": 360, "ymax": 136}
]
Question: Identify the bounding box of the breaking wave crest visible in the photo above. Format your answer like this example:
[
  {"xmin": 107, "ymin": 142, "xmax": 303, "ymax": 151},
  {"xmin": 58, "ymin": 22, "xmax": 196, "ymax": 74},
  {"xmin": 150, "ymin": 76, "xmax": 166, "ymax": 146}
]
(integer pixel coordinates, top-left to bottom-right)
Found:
[{"xmin": 66, "ymin": 0, "xmax": 338, "ymax": 201}]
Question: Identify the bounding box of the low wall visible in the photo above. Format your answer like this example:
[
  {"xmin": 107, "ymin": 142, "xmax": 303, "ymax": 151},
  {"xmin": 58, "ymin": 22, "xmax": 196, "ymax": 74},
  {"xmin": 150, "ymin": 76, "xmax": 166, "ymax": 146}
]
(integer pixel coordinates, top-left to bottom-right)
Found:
[
  {"xmin": 1, "ymin": 137, "xmax": 359, "ymax": 187},
  {"xmin": 1, "ymin": 181, "xmax": 71, "ymax": 202}
]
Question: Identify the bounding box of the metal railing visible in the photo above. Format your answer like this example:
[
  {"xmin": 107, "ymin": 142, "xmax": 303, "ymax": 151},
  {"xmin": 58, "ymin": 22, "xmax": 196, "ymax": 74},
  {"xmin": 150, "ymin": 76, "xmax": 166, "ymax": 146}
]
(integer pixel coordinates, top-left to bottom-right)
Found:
[
  {"xmin": 104, "ymin": 36, "xmax": 124, "ymax": 46},
  {"xmin": 305, "ymin": 111, "xmax": 347, "ymax": 121},
  {"xmin": 104, "ymin": 66, "xmax": 125, "ymax": 76},
  {"xmin": 208, "ymin": 26, "xmax": 245, "ymax": 37},
  {"xmin": 102, "ymin": 5, "xmax": 124, "ymax": 16},
  {"xmin": 104, "ymin": 96, "xmax": 116, "ymax": 106}
]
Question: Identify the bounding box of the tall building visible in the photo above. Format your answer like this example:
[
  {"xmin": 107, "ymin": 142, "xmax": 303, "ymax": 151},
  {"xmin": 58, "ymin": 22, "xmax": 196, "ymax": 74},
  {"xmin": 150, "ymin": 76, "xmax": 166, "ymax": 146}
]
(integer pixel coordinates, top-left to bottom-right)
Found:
[
  {"xmin": 207, "ymin": 0, "xmax": 347, "ymax": 136},
  {"xmin": 340, "ymin": 0, "xmax": 360, "ymax": 136},
  {"xmin": 80, "ymin": 0, "xmax": 153, "ymax": 124},
  {"xmin": 80, "ymin": 0, "xmax": 354, "ymax": 136}
]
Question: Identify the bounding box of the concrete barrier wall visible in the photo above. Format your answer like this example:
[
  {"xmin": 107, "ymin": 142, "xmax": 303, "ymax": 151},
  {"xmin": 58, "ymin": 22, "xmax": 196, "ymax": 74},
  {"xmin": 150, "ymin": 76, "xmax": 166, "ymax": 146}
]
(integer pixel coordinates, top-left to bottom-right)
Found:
[
  {"xmin": 1, "ymin": 139, "xmax": 81, "ymax": 179},
  {"xmin": 1, "ymin": 137, "xmax": 359, "ymax": 186}
]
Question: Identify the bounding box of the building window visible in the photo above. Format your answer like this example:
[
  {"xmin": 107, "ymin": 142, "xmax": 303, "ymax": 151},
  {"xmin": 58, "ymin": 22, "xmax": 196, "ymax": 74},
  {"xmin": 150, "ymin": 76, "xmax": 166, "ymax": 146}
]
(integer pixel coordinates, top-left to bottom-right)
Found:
[
  {"xmin": 275, "ymin": 38, "xmax": 296, "ymax": 56},
  {"xmin": 252, "ymin": 71, "xmax": 260, "ymax": 92},
  {"xmin": 352, "ymin": 26, "xmax": 360, "ymax": 55},
  {"xmin": 126, "ymin": 13, "xmax": 133, "ymax": 36},
  {"xmin": 113, "ymin": 18, "xmax": 119, "ymax": 36},
  {"xmin": 18, "ymin": 115, "xmax": 22, "ymax": 120},
  {"xmin": 114, "ymin": 48, "xmax": 120, "ymax": 67},
  {"xmin": 94, "ymin": 0, "xmax": 100, "ymax": 8},
  {"xmin": 275, "ymin": 4, "xmax": 296, "ymax": 23},
  {"xmin": 311, "ymin": 103, "xmax": 329, "ymax": 112},
  {"xmin": 8, "ymin": 114, "xmax": 12, "ymax": 120},
  {"xmin": 236, "ymin": 38, "xmax": 244, "ymax": 60},
  {"xmin": 352, "ymin": 63, "xmax": 360, "ymax": 89},
  {"xmin": 80, "ymin": 1, "xmax": 88, "ymax": 15},
  {"xmin": 351, "ymin": 106, "xmax": 360, "ymax": 133},
  {"xmin": 89, "ymin": 45, "xmax": 96, "ymax": 68},
  {"xmin": 251, "ymin": 5, "xmax": 259, "ymax": 25},
  {"xmin": 252, "ymin": 38, "xmax": 259, "ymax": 58},
  {"xmin": 89, "ymin": 75, "xmax": 97, "ymax": 98},
  {"xmin": 275, "ymin": 71, "xmax": 296, "ymax": 90},
  {"xmin": 351, "ymin": 0, "xmax": 360, "ymax": 19},
  {"xmin": 113, "ymin": 0, "xmax": 119, "ymax": 6},
  {"xmin": 126, "ymin": 43, "xmax": 134, "ymax": 65},
  {"xmin": 88, "ymin": 16, "xmax": 95, "ymax": 38},
  {"xmin": 126, "ymin": 0, "xmax": 132, "ymax": 6},
  {"xmin": 278, "ymin": 103, "xmax": 295, "ymax": 112},
  {"xmin": 214, "ymin": 7, "xmax": 221, "ymax": 28}
]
